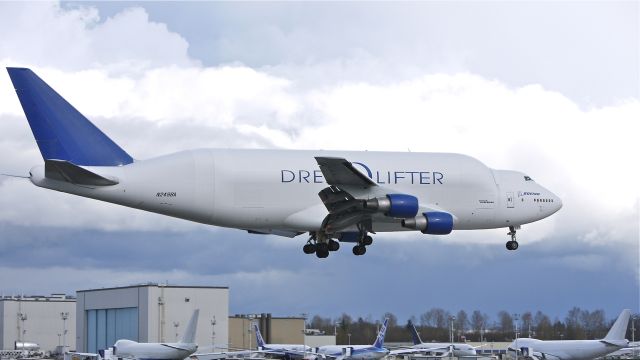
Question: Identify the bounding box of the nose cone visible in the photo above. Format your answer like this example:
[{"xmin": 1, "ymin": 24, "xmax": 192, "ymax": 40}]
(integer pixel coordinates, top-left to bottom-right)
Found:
[{"xmin": 552, "ymin": 193, "xmax": 563, "ymax": 213}]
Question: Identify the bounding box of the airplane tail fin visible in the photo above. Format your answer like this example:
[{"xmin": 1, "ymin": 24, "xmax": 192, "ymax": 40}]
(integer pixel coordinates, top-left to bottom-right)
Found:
[
  {"xmin": 373, "ymin": 318, "xmax": 389, "ymax": 349},
  {"xmin": 6, "ymin": 67, "xmax": 133, "ymax": 167},
  {"xmin": 180, "ymin": 309, "xmax": 200, "ymax": 344},
  {"xmin": 253, "ymin": 322, "xmax": 266, "ymax": 348},
  {"xmin": 604, "ymin": 309, "xmax": 631, "ymax": 341},
  {"xmin": 407, "ymin": 320, "xmax": 423, "ymax": 345}
]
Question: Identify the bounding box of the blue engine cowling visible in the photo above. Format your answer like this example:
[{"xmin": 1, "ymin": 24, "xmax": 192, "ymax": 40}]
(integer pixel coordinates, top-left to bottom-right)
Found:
[
  {"xmin": 364, "ymin": 193, "xmax": 419, "ymax": 218},
  {"xmin": 421, "ymin": 211, "xmax": 453, "ymax": 235},
  {"xmin": 401, "ymin": 211, "xmax": 454, "ymax": 234}
]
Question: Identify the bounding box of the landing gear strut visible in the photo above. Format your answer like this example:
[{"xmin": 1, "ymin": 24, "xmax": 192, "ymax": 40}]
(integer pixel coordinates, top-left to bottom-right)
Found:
[
  {"xmin": 352, "ymin": 225, "xmax": 373, "ymax": 256},
  {"xmin": 506, "ymin": 226, "xmax": 519, "ymax": 251}
]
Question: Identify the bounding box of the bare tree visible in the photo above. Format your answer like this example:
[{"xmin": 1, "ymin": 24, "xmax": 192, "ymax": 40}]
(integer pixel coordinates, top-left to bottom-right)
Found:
[{"xmin": 455, "ymin": 310, "xmax": 469, "ymax": 335}]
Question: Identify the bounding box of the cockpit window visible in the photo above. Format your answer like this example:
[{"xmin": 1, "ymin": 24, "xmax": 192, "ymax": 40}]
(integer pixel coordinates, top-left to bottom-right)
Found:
[{"xmin": 524, "ymin": 175, "xmax": 533, "ymax": 181}]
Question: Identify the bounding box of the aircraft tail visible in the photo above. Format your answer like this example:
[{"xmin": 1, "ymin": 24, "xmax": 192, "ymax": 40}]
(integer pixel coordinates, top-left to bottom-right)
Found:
[
  {"xmin": 373, "ymin": 318, "xmax": 389, "ymax": 349},
  {"xmin": 180, "ymin": 309, "xmax": 200, "ymax": 344},
  {"xmin": 6, "ymin": 67, "xmax": 133, "ymax": 167},
  {"xmin": 604, "ymin": 309, "xmax": 631, "ymax": 341},
  {"xmin": 253, "ymin": 322, "xmax": 266, "ymax": 348},
  {"xmin": 407, "ymin": 320, "xmax": 423, "ymax": 345}
]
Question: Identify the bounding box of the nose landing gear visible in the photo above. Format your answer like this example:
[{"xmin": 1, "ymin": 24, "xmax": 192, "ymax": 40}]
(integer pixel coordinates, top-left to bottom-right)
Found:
[{"xmin": 506, "ymin": 226, "xmax": 519, "ymax": 250}]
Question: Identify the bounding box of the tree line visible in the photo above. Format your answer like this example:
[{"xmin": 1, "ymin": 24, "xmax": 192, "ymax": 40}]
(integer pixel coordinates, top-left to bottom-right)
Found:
[{"xmin": 307, "ymin": 307, "xmax": 638, "ymax": 345}]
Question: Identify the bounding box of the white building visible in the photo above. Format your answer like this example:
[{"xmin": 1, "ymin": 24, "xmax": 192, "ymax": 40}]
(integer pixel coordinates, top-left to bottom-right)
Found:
[
  {"xmin": 76, "ymin": 284, "xmax": 228, "ymax": 353},
  {"xmin": 0, "ymin": 294, "xmax": 76, "ymax": 352}
]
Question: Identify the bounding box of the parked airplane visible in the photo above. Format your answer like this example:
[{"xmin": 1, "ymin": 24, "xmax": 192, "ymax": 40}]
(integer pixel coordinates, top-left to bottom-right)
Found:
[
  {"xmin": 390, "ymin": 320, "xmax": 477, "ymax": 357},
  {"xmin": 253, "ymin": 322, "xmax": 311, "ymax": 358},
  {"xmin": 507, "ymin": 309, "xmax": 631, "ymax": 360},
  {"xmin": 6, "ymin": 67, "xmax": 562, "ymax": 258},
  {"xmin": 113, "ymin": 309, "xmax": 199, "ymax": 360},
  {"xmin": 313, "ymin": 318, "xmax": 389, "ymax": 360}
]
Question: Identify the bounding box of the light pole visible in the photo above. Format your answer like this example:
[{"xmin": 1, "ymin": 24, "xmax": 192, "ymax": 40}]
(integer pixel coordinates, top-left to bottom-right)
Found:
[
  {"xmin": 17, "ymin": 312, "xmax": 27, "ymax": 343},
  {"xmin": 513, "ymin": 314, "xmax": 520, "ymax": 360},
  {"xmin": 301, "ymin": 313, "xmax": 308, "ymax": 351},
  {"xmin": 247, "ymin": 314, "xmax": 255, "ymax": 350},
  {"xmin": 449, "ymin": 316, "xmax": 455, "ymax": 344},
  {"xmin": 211, "ymin": 316, "xmax": 217, "ymax": 348},
  {"xmin": 61, "ymin": 312, "xmax": 69, "ymax": 348},
  {"xmin": 632, "ymin": 316, "xmax": 637, "ymax": 358},
  {"xmin": 173, "ymin": 321, "xmax": 180, "ymax": 341}
]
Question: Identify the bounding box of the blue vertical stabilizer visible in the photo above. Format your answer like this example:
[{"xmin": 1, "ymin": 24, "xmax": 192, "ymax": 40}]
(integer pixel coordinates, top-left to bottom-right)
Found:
[{"xmin": 7, "ymin": 67, "xmax": 133, "ymax": 166}]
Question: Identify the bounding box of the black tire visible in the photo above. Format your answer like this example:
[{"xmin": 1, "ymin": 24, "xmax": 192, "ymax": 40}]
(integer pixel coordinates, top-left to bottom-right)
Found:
[
  {"xmin": 316, "ymin": 249, "xmax": 329, "ymax": 258},
  {"xmin": 512, "ymin": 241, "xmax": 519, "ymax": 250},
  {"xmin": 352, "ymin": 245, "xmax": 366, "ymax": 256},
  {"xmin": 506, "ymin": 241, "xmax": 512, "ymax": 250},
  {"xmin": 363, "ymin": 235, "xmax": 373, "ymax": 246},
  {"xmin": 328, "ymin": 240, "xmax": 340, "ymax": 251},
  {"xmin": 303, "ymin": 243, "xmax": 316, "ymax": 254},
  {"xmin": 317, "ymin": 242, "xmax": 329, "ymax": 252}
]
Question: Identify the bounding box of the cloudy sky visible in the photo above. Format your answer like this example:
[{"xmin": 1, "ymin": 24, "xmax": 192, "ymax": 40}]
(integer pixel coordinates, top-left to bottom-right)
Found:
[{"xmin": 0, "ymin": 1, "xmax": 638, "ymax": 325}]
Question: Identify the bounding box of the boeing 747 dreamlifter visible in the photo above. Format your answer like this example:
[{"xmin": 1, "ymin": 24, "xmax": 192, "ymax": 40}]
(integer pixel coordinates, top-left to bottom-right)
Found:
[{"xmin": 6, "ymin": 68, "xmax": 562, "ymax": 258}]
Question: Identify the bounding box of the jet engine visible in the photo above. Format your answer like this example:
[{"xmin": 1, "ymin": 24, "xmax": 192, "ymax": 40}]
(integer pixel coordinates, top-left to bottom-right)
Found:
[
  {"xmin": 401, "ymin": 211, "xmax": 453, "ymax": 234},
  {"xmin": 363, "ymin": 194, "xmax": 419, "ymax": 218}
]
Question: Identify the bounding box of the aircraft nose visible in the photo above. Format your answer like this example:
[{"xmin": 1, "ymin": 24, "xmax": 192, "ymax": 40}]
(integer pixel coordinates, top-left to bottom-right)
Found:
[{"xmin": 552, "ymin": 193, "xmax": 563, "ymax": 212}]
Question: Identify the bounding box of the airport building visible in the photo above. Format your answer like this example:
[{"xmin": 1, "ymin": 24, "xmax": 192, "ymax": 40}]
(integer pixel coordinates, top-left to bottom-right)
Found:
[
  {"xmin": 2, "ymin": 285, "xmax": 336, "ymax": 354},
  {"xmin": 76, "ymin": 284, "xmax": 229, "ymax": 353},
  {"xmin": 0, "ymin": 294, "xmax": 76, "ymax": 353},
  {"xmin": 229, "ymin": 314, "xmax": 335, "ymax": 349}
]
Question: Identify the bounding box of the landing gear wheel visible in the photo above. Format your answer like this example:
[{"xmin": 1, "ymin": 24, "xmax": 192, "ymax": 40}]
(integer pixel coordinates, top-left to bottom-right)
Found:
[
  {"xmin": 316, "ymin": 243, "xmax": 329, "ymax": 258},
  {"xmin": 506, "ymin": 240, "xmax": 519, "ymax": 251},
  {"xmin": 303, "ymin": 243, "xmax": 316, "ymax": 254},
  {"xmin": 328, "ymin": 239, "xmax": 340, "ymax": 251},
  {"xmin": 362, "ymin": 235, "xmax": 373, "ymax": 246},
  {"xmin": 316, "ymin": 248, "xmax": 329, "ymax": 258},
  {"xmin": 352, "ymin": 245, "xmax": 367, "ymax": 256},
  {"xmin": 506, "ymin": 226, "xmax": 519, "ymax": 251}
]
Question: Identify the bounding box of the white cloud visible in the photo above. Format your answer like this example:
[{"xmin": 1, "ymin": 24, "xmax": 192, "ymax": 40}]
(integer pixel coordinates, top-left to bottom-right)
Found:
[
  {"xmin": 0, "ymin": 2, "xmax": 637, "ymax": 281},
  {"xmin": 0, "ymin": 2, "xmax": 195, "ymax": 71}
]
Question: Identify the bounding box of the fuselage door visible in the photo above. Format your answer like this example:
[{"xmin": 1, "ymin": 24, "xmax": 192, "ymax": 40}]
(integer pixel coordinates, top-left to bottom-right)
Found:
[{"xmin": 506, "ymin": 191, "xmax": 515, "ymax": 208}]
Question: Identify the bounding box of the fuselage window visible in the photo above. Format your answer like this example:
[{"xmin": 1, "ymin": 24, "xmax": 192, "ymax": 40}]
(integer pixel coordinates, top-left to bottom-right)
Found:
[{"xmin": 524, "ymin": 176, "xmax": 533, "ymax": 181}]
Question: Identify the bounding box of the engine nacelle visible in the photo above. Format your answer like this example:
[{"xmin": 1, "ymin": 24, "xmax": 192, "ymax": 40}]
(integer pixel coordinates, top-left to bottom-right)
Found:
[
  {"xmin": 401, "ymin": 211, "xmax": 453, "ymax": 234},
  {"xmin": 363, "ymin": 194, "xmax": 419, "ymax": 218}
]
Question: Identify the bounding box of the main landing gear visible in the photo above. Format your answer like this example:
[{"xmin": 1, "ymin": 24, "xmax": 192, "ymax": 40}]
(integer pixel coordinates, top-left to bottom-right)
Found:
[
  {"xmin": 506, "ymin": 225, "xmax": 519, "ymax": 251},
  {"xmin": 352, "ymin": 234, "xmax": 372, "ymax": 256},
  {"xmin": 302, "ymin": 228, "xmax": 373, "ymax": 258},
  {"xmin": 303, "ymin": 233, "xmax": 340, "ymax": 259}
]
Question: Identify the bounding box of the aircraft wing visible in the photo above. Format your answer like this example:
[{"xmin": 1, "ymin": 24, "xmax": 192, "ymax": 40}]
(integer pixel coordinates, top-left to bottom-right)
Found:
[
  {"xmin": 315, "ymin": 157, "xmax": 376, "ymax": 188},
  {"xmin": 315, "ymin": 157, "xmax": 389, "ymax": 234}
]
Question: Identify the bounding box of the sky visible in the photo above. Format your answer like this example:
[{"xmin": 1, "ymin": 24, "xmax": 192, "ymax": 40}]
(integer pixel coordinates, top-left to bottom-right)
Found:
[{"xmin": 0, "ymin": 1, "xmax": 638, "ymax": 326}]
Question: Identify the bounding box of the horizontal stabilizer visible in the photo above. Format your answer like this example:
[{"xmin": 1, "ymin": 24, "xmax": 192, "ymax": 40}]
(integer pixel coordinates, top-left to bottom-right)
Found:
[{"xmin": 45, "ymin": 159, "xmax": 118, "ymax": 186}]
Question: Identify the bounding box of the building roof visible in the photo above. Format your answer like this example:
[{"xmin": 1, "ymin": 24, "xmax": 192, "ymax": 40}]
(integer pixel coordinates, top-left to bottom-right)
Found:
[{"xmin": 77, "ymin": 283, "xmax": 229, "ymax": 293}]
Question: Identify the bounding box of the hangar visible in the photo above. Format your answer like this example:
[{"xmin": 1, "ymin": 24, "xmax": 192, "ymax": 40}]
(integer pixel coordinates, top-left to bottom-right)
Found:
[{"xmin": 76, "ymin": 284, "xmax": 229, "ymax": 353}]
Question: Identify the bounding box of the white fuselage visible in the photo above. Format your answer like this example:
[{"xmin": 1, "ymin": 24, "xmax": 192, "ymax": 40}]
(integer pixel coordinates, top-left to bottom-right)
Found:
[
  {"xmin": 114, "ymin": 339, "xmax": 198, "ymax": 360},
  {"xmin": 315, "ymin": 345, "xmax": 389, "ymax": 360},
  {"xmin": 509, "ymin": 338, "xmax": 628, "ymax": 360},
  {"xmin": 411, "ymin": 342, "xmax": 477, "ymax": 356},
  {"xmin": 29, "ymin": 149, "xmax": 562, "ymax": 234}
]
